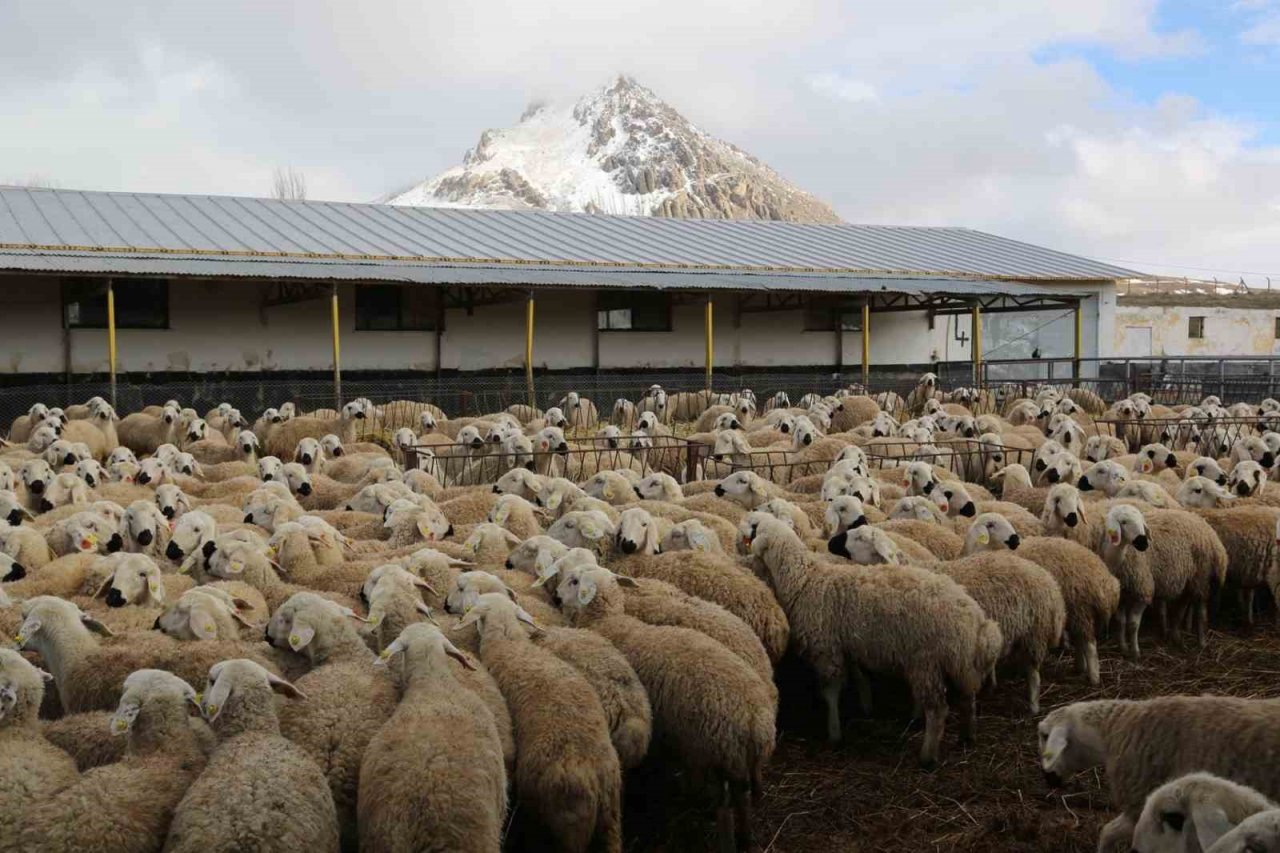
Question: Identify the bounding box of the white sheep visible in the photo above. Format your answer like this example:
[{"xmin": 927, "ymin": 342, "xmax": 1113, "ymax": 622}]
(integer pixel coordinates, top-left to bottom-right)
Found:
[{"xmin": 1131, "ymin": 772, "xmax": 1277, "ymax": 853}]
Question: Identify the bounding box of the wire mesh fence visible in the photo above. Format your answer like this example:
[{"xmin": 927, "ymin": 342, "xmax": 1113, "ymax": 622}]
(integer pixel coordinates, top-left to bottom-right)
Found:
[
  {"xmin": 1092, "ymin": 416, "xmax": 1263, "ymax": 456},
  {"xmin": 862, "ymin": 438, "xmax": 1037, "ymax": 490}
]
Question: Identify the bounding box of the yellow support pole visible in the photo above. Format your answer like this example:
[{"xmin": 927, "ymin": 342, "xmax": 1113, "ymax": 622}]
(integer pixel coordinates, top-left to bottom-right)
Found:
[
  {"xmin": 330, "ymin": 284, "xmax": 342, "ymax": 408},
  {"xmin": 106, "ymin": 280, "xmax": 117, "ymax": 409},
  {"xmin": 704, "ymin": 295, "xmax": 713, "ymax": 393},
  {"xmin": 525, "ymin": 292, "xmax": 536, "ymax": 409},
  {"xmin": 861, "ymin": 298, "xmax": 870, "ymax": 389},
  {"xmin": 1073, "ymin": 299, "xmax": 1083, "ymax": 381},
  {"xmin": 972, "ymin": 301, "xmax": 983, "ymax": 385}
]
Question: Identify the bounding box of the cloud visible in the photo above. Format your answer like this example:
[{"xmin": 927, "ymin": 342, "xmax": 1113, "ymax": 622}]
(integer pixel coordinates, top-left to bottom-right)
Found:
[
  {"xmin": 1241, "ymin": 14, "xmax": 1280, "ymax": 44},
  {"xmin": 806, "ymin": 73, "xmax": 878, "ymax": 103},
  {"xmin": 0, "ymin": 0, "xmax": 1276, "ymax": 284}
]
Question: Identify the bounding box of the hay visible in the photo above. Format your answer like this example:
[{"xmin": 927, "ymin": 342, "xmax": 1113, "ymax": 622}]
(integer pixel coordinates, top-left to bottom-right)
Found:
[{"xmin": 621, "ymin": 621, "xmax": 1280, "ymax": 851}]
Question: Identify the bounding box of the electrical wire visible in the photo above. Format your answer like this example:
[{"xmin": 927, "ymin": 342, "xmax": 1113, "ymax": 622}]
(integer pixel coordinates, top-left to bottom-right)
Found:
[{"xmin": 982, "ymin": 309, "xmax": 1076, "ymax": 359}]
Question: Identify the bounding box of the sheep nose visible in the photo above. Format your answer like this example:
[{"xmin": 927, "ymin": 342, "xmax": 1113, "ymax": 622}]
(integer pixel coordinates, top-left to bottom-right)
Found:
[
  {"xmin": 1064, "ymin": 512, "xmax": 1078, "ymax": 528},
  {"xmin": 633, "ymin": 486, "xmax": 643, "ymax": 498},
  {"xmin": 38, "ymin": 499, "xmax": 54, "ymax": 513},
  {"xmin": 803, "ymin": 435, "xmax": 812, "ymax": 446},
  {"xmin": 1265, "ymin": 452, "xmax": 1276, "ymax": 468},
  {"xmin": 556, "ymin": 443, "xmax": 569, "ymax": 454},
  {"xmin": 504, "ymin": 559, "xmax": 514, "ymax": 569},
  {"xmin": 161, "ymin": 506, "xmax": 175, "ymax": 520},
  {"xmin": 922, "ymin": 481, "xmax": 934, "ymax": 495},
  {"xmin": 298, "ymin": 483, "xmax": 312, "ymax": 497},
  {"xmin": 7, "ymin": 509, "xmax": 23, "ymax": 526},
  {"xmin": 619, "ymin": 539, "xmax": 637, "ymax": 554},
  {"xmin": 1164, "ymin": 454, "xmax": 1177, "ymax": 468},
  {"xmin": 63, "ymin": 454, "xmax": 77, "ymax": 465},
  {"xmin": 262, "ymin": 474, "xmax": 273, "ymax": 481},
  {"xmin": 608, "ymin": 439, "xmax": 618, "ymax": 449},
  {"xmin": 300, "ymin": 454, "xmax": 312, "ymax": 464},
  {"xmin": 1, "ymin": 561, "xmax": 24, "ymax": 581},
  {"xmin": 492, "ymin": 485, "xmax": 501, "ymax": 493},
  {"xmin": 851, "ymin": 516, "xmax": 868, "ymax": 529},
  {"xmin": 1076, "ymin": 476, "xmax": 1092, "ymax": 491},
  {"xmin": 105, "ymin": 588, "xmax": 126, "ymax": 608},
  {"xmin": 780, "ymin": 424, "xmax": 790, "ymax": 433},
  {"xmin": 470, "ymin": 439, "xmax": 483, "ymax": 449},
  {"xmin": 166, "ymin": 542, "xmax": 184, "ymax": 560},
  {"xmin": 107, "ymin": 533, "xmax": 124, "ymax": 553},
  {"xmin": 29, "ymin": 480, "xmax": 45, "ymax": 494},
  {"xmin": 714, "ymin": 485, "xmax": 725, "ymax": 497},
  {"xmin": 1006, "ymin": 534, "xmax": 1020, "ymax": 549},
  {"xmin": 1046, "ymin": 469, "xmax": 1060, "ymax": 483},
  {"xmin": 138, "ymin": 474, "xmax": 151, "ymax": 485},
  {"xmin": 826, "ymin": 534, "xmax": 850, "ymax": 559},
  {"xmin": 1133, "ymin": 534, "xmax": 1149, "ymax": 552},
  {"xmin": 1237, "ymin": 482, "xmax": 1251, "ymax": 496},
  {"xmin": 244, "ymin": 513, "xmax": 255, "ymax": 523},
  {"xmin": 731, "ymin": 421, "xmax": 741, "ymax": 430},
  {"xmin": 332, "ymin": 448, "xmax": 343, "ymax": 456},
  {"xmin": 1035, "ymin": 459, "xmax": 1047, "ymax": 471},
  {"xmin": 137, "ymin": 529, "xmax": 154, "ymax": 546},
  {"xmin": 151, "ymin": 617, "xmax": 162, "ymax": 630},
  {"xmin": 965, "ymin": 429, "xmax": 975, "ymax": 437},
  {"xmin": 445, "ymin": 524, "xmax": 454, "ymax": 538},
  {"xmin": 960, "ymin": 502, "xmax": 976, "ymax": 517}
]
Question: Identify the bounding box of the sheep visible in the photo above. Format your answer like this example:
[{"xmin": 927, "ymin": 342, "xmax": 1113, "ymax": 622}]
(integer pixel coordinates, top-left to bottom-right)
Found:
[
  {"xmin": 745, "ymin": 514, "xmax": 1000, "ymax": 765},
  {"xmin": 353, "ymin": 624, "xmax": 509, "ymax": 853},
  {"xmin": 905, "ymin": 372, "xmax": 939, "ymax": 415},
  {"xmin": 1141, "ymin": 507, "xmax": 1229, "ymax": 648},
  {"xmin": 19, "ymin": 668, "xmax": 209, "ymax": 853},
  {"xmin": 454, "ymin": 593, "xmax": 622, "ymax": 852},
  {"xmin": 876, "ymin": 518, "xmax": 965, "ymax": 560},
  {"xmin": 1174, "ymin": 493, "xmax": 1280, "ymax": 626},
  {"xmin": 262, "ymin": 400, "xmax": 370, "ymax": 457},
  {"xmin": 556, "ymin": 566, "xmax": 774, "ymax": 851},
  {"xmin": 962, "ymin": 517, "xmax": 1119, "ymax": 685},
  {"xmin": 930, "ymin": 480, "xmax": 1046, "ymax": 537},
  {"xmin": 835, "ymin": 519, "xmax": 1065, "ymax": 713},
  {"xmin": 608, "ymin": 506, "xmax": 790, "ymax": 661},
  {"xmin": 45, "ymin": 509, "xmax": 124, "ymax": 557},
  {"xmin": 163, "ymin": 659, "xmax": 340, "ymax": 853},
  {"xmin": 1206, "ymin": 810, "xmax": 1280, "ymax": 852},
  {"xmin": 1039, "ymin": 696, "xmax": 1280, "ymax": 852},
  {"xmin": 265, "ymin": 592, "xmax": 398, "ymax": 844},
  {"xmin": 1131, "ymin": 773, "xmax": 1277, "ymax": 853},
  {"xmin": 660, "ymin": 518, "xmax": 724, "ymax": 554},
  {"xmin": 154, "ymin": 585, "xmax": 262, "ymax": 641},
  {"xmin": 487, "ymin": 493, "xmax": 544, "ymax": 540},
  {"xmin": 0, "ymin": 648, "xmax": 79, "ymax": 837}
]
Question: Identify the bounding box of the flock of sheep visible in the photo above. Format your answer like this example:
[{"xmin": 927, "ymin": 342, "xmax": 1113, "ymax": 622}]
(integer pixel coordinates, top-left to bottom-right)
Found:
[{"xmin": 1, "ymin": 374, "xmax": 1280, "ymax": 852}]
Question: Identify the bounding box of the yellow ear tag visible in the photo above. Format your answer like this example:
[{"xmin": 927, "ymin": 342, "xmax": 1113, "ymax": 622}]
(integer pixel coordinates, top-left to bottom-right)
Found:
[
  {"xmin": 580, "ymin": 521, "xmax": 600, "ymax": 539},
  {"xmin": 494, "ymin": 504, "xmax": 510, "ymax": 524},
  {"xmin": 111, "ymin": 716, "xmax": 130, "ymax": 733},
  {"xmin": 977, "ymin": 529, "xmax": 990, "ymax": 546},
  {"xmin": 546, "ymin": 493, "xmax": 562, "ymax": 510},
  {"xmin": 202, "ymin": 622, "xmax": 216, "ymax": 635},
  {"xmin": 416, "ymin": 518, "xmax": 435, "ymax": 540},
  {"xmin": 148, "ymin": 580, "xmax": 161, "ymax": 595},
  {"xmin": 465, "ymin": 539, "xmax": 479, "ymax": 554},
  {"xmin": 194, "ymin": 692, "xmax": 203, "ymax": 705},
  {"xmin": 378, "ymin": 648, "xmax": 392, "ymax": 660},
  {"xmin": 13, "ymin": 633, "xmax": 24, "ymax": 645},
  {"xmin": 603, "ymin": 484, "xmax": 614, "ymax": 500}
]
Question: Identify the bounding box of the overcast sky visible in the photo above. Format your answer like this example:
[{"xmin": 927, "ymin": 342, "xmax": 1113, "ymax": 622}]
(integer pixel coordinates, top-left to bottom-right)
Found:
[{"xmin": 2, "ymin": 0, "xmax": 1278, "ymax": 284}]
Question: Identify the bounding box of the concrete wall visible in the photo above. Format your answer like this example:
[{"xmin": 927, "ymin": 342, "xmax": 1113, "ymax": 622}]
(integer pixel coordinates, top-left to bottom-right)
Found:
[
  {"xmin": 1115, "ymin": 303, "xmax": 1280, "ymax": 357},
  {"xmin": 0, "ymin": 275, "xmax": 1112, "ymax": 374}
]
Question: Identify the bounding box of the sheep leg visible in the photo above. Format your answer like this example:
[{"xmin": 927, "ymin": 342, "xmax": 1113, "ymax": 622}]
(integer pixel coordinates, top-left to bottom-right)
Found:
[
  {"xmin": 1096, "ymin": 812, "xmax": 1135, "ymax": 853},
  {"xmin": 1195, "ymin": 600, "xmax": 1209, "ymax": 648},
  {"xmin": 1154, "ymin": 600, "xmax": 1169, "ymax": 639},
  {"xmin": 1084, "ymin": 641, "xmax": 1101, "ymax": 686},
  {"xmin": 957, "ymin": 694, "xmax": 977, "ymax": 746},
  {"xmin": 716, "ymin": 781, "xmax": 736, "ymax": 853},
  {"xmin": 1241, "ymin": 588, "xmax": 1255, "ymax": 628},
  {"xmin": 1126, "ymin": 604, "xmax": 1146, "ymax": 660},
  {"xmin": 819, "ymin": 673, "xmax": 846, "ymax": 743},
  {"xmin": 730, "ymin": 780, "xmax": 753, "ymax": 853},
  {"xmin": 1114, "ymin": 611, "xmax": 1130, "ymax": 657},
  {"xmin": 920, "ymin": 700, "xmax": 947, "ymax": 769},
  {"xmin": 1026, "ymin": 664, "xmax": 1042, "ymax": 715},
  {"xmin": 851, "ymin": 664, "xmax": 873, "ymax": 716},
  {"xmin": 1071, "ymin": 630, "xmax": 1090, "ymax": 679}
]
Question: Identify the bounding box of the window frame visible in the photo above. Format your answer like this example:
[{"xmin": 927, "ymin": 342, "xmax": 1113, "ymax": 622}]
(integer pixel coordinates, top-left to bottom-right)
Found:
[
  {"xmin": 354, "ymin": 284, "xmax": 438, "ymax": 332},
  {"xmin": 803, "ymin": 298, "xmax": 863, "ymax": 333},
  {"xmin": 1188, "ymin": 316, "xmax": 1205, "ymax": 339},
  {"xmin": 596, "ymin": 291, "xmax": 673, "ymax": 333},
  {"xmin": 61, "ymin": 278, "xmax": 170, "ymax": 330}
]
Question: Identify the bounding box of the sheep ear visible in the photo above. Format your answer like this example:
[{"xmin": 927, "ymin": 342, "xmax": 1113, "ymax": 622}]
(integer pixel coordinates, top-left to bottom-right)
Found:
[
  {"xmin": 93, "ymin": 574, "xmax": 115, "ymax": 599},
  {"xmin": 81, "ymin": 613, "xmax": 114, "ymax": 636},
  {"xmin": 503, "ymin": 585, "xmax": 518, "ymax": 601},
  {"xmin": 514, "ymin": 606, "xmax": 543, "ymax": 634},
  {"xmin": 443, "ymin": 640, "xmax": 476, "ymax": 670},
  {"xmin": 266, "ymin": 672, "xmax": 306, "ymax": 699},
  {"xmin": 411, "ymin": 577, "xmax": 438, "ymax": 596},
  {"xmin": 287, "ymin": 619, "xmax": 315, "ymax": 652},
  {"xmin": 492, "ymin": 502, "xmax": 511, "ymax": 524},
  {"xmin": 414, "ymin": 600, "xmax": 438, "ymax": 624},
  {"xmin": 189, "ymin": 606, "xmax": 220, "ymax": 640},
  {"xmin": 1190, "ymin": 803, "xmax": 1233, "ymax": 851},
  {"xmin": 615, "ymin": 575, "xmax": 639, "ymax": 588},
  {"xmin": 577, "ymin": 576, "xmax": 598, "ymax": 605}
]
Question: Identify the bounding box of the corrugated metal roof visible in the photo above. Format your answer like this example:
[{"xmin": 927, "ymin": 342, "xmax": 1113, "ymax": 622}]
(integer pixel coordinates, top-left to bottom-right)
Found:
[
  {"xmin": 0, "ymin": 249, "xmax": 1093, "ymax": 297},
  {"xmin": 0, "ymin": 187, "xmax": 1139, "ymax": 284}
]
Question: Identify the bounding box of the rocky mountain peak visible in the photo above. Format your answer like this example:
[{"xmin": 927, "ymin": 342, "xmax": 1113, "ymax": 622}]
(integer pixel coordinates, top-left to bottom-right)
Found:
[{"xmin": 385, "ymin": 76, "xmax": 840, "ymax": 223}]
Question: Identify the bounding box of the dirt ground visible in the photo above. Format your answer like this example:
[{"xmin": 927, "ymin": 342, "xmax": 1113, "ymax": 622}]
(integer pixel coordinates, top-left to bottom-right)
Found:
[{"xmin": 618, "ymin": 615, "xmax": 1280, "ymax": 852}]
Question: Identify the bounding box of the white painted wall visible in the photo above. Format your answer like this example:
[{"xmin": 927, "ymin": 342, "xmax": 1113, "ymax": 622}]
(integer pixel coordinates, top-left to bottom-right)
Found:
[
  {"xmin": 1114, "ymin": 302, "xmax": 1280, "ymax": 357},
  {"xmin": 0, "ymin": 275, "xmax": 1111, "ymax": 374}
]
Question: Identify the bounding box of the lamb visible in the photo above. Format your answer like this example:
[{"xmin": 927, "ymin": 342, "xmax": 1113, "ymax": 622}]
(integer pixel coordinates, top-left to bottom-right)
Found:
[
  {"xmin": 454, "ymin": 593, "xmax": 622, "ymax": 852},
  {"xmin": 608, "ymin": 506, "xmax": 791, "ymax": 661},
  {"xmin": 0, "ymin": 648, "xmax": 79, "ymax": 838},
  {"xmin": 265, "ymin": 592, "xmax": 398, "ymax": 844},
  {"xmin": 353, "ymin": 624, "xmax": 509, "ymax": 853},
  {"xmin": 1131, "ymin": 773, "xmax": 1277, "ymax": 853},
  {"xmin": 163, "ymin": 659, "xmax": 340, "ymax": 853},
  {"xmin": 962, "ymin": 515, "xmax": 1119, "ymax": 685},
  {"xmin": 1039, "ymin": 696, "xmax": 1280, "ymax": 852},
  {"xmin": 833, "ymin": 520, "xmax": 1065, "ymax": 713},
  {"xmin": 14, "ymin": 595, "xmax": 279, "ymax": 713},
  {"xmin": 19, "ymin": 668, "xmax": 209, "ymax": 853},
  {"xmin": 556, "ymin": 567, "xmax": 774, "ymax": 851},
  {"xmin": 744, "ymin": 514, "xmax": 1001, "ymax": 766}
]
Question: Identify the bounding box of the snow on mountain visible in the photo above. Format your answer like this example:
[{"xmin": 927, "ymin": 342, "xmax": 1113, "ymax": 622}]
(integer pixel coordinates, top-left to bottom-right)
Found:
[{"xmin": 384, "ymin": 75, "xmax": 841, "ymax": 223}]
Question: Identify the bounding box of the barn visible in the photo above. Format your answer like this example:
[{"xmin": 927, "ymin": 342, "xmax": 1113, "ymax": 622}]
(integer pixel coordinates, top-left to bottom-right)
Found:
[{"xmin": 0, "ymin": 185, "xmax": 1136, "ymax": 417}]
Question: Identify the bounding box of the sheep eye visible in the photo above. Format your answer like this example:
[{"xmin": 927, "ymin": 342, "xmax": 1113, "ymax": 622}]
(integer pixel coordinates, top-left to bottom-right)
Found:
[{"xmin": 1161, "ymin": 812, "xmax": 1184, "ymax": 832}]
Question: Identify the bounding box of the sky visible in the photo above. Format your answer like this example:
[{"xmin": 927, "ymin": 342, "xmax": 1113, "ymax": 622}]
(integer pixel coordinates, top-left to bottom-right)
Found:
[{"xmin": 1, "ymin": 0, "xmax": 1278, "ymax": 285}]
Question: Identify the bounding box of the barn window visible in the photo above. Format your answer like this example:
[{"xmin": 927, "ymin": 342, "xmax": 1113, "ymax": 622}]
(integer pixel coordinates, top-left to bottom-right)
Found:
[
  {"xmin": 597, "ymin": 292, "xmax": 671, "ymax": 332},
  {"xmin": 804, "ymin": 299, "xmax": 863, "ymax": 332},
  {"xmin": 355, "ymin": 285, "xmax": 437, "ymax": 331},
  {"xmin": 1188, "ymin": 316, "xmax": 1205, "ymax": 339},
  {"xmin": 61, "ymin": 278, "xmax": 169, "ymax": 329},
  {"xmin": 1274, "ymin": 317, "xmax": 1279, "ymax": 339}
]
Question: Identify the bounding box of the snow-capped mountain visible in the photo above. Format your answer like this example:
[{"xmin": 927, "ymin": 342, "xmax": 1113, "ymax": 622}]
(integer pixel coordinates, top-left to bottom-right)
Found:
[{"xmin": 385, "ymin": 76, "xmax": 840, "ymax": 223}]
